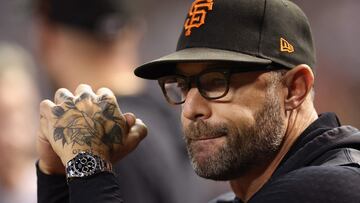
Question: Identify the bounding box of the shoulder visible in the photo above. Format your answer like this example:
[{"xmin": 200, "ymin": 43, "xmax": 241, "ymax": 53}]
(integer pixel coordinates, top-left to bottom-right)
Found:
[
  {"xmin": 275, "ymin": 165, "xmax": 360, "ymax": 188},
  {"xmin": 252, "ymin": 166, "xmax": 360, "ymax": 203}
]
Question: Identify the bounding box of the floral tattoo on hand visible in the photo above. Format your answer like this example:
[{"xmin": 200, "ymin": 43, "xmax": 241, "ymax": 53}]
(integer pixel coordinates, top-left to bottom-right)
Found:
[{"xmin": 52, "ymin": 93, "xmax": 126, "ymax": 150}]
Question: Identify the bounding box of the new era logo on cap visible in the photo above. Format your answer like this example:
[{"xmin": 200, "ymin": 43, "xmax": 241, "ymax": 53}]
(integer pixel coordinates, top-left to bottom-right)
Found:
[
  {"xmin": 280, "ymin": 38, "xmax": 294, "ymax": 53},
  {"xmin": 184, "ymin": 0, "xmax": 214, "ymax": 37}
]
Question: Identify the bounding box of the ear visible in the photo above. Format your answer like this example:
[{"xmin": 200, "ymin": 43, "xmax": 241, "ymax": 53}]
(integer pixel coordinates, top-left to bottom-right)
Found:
[{"xmin": 283, "ymin": 64, "xmax": 314, "ymax": 110}]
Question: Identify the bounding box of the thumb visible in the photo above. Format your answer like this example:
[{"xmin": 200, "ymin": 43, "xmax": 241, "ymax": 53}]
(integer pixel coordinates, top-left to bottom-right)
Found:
[
  {"xmin": 124, "ymin": 112, "xmax": 136, "ymax": 128},
  {"xmin": 111, "ymin": 118, "xmax": 147, "ymax": 162},
  {"xmin": 128, "ymin": 119, "xmax": 148, "ymax": 141}
]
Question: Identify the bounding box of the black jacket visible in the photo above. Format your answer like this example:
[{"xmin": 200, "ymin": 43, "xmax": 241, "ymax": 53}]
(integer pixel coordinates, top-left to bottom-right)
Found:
[{"xmin": 212, "ymin": 113, "xmax": 360, "ymax": 203}]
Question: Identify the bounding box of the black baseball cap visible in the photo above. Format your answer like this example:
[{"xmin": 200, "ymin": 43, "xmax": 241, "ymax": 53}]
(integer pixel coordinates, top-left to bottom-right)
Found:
[
  {"xmin": 134, "ymin": 0, "xmax": 316, "ymax": 79},
  {"xmin": 34, "ymin": 0, "xmax": 134, "ymax": 39}
]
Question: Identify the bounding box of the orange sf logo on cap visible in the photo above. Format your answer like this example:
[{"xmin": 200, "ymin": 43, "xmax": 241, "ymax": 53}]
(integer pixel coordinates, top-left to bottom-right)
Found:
[{"xmin": 184, "ymin": 0, "xmax": 214, "ymax": 37}]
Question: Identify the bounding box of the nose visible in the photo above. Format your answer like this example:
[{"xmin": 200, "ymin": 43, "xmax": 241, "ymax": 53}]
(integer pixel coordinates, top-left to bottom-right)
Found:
[{"xmin": 181, "ymin": 87, "xmax": 211, "ymax": 121}]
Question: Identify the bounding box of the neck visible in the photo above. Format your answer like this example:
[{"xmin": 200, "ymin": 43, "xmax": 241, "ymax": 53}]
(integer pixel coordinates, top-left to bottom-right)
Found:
[{"xmin": 230, "ymin": 105, "xmax": 318, "ymax": 202}]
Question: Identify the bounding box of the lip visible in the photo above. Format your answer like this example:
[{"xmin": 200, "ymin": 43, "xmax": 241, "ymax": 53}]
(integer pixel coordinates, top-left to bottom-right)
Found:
[{"xmin": 190, "ymin": 135, "xmax": 226, "ymax": 141}]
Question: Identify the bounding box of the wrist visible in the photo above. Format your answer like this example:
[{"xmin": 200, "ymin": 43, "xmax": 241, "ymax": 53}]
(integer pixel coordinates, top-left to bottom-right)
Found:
[
  {"xmin": 65, "ymin": 151, "xmax": 113, "ymax": 182},
  {"xmin": 62, "ymin": 148, "xmax": 111, "ymax": 166}
]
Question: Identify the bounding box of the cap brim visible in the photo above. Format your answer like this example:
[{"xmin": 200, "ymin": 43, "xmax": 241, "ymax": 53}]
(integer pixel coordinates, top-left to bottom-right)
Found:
[{"xmin": 134, "ymin": 48, "xmax": 272, "ymax": 79}]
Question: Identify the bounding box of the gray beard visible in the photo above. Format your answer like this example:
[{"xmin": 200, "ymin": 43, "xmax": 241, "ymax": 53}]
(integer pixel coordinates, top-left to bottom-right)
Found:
[{"xmin": 183, "ymin": 88, "xmax": 285, "ymax": 181}]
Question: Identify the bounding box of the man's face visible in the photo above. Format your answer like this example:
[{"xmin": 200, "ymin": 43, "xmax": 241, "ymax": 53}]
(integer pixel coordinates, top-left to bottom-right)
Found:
[{"xmin": 179, "ymin": 63, "xmax": 286, "ymax": 180}]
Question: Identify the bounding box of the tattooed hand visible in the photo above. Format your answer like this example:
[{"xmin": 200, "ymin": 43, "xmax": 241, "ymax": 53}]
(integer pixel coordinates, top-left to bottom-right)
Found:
[{"xmin": 37, "ymin": 84, "xmax": 147, "ymax": 174}]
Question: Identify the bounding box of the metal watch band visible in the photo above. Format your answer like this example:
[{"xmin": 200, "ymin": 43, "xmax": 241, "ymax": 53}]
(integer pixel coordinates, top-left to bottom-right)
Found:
[{"xmin": 66, "ymin": 151, "xmax": 113, "ymax": 180}]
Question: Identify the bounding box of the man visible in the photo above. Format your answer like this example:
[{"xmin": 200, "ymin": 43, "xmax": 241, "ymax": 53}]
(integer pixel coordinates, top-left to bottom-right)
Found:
[{"xmin": 38, "ymin": 0, "xmax": 360, "ymax": 202}]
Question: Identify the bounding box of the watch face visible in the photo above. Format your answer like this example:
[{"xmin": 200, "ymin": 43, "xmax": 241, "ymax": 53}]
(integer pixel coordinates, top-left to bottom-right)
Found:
[{"xmin": 74, "ymin": 154, "xmax": 97, "ymax": 176}]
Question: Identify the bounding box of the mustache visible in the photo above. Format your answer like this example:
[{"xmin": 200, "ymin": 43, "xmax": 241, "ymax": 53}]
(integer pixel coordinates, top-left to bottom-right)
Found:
[{"xmin": 184, "ymin": 120, "xmax": 229, "ymax": 140}]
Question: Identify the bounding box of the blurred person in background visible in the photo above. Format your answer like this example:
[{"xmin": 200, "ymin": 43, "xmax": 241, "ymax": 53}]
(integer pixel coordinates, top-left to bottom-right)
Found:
[
  {"xmin": 33, "ymin": 0, "xmax": 226, "ymax": 202},
  {"xmin": 0, "ymin": 42, "xmax": 38, "ymax": 203}
]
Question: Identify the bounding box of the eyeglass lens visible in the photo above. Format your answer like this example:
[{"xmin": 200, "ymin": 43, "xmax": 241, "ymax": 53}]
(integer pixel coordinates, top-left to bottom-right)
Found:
[{"xmin": 161, "ymin": 71, "xmax": 229, "ymax": 104}]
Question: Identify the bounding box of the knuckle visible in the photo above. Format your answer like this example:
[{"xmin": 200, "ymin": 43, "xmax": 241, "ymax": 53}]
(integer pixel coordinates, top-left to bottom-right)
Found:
[
  {"xmin": 98, "ymin": 87, "xmax": 111, "ymax": 92},
  {"xmin": 97, "ymin": 87, "xmax": 115, "ymax": 97},
  {"xmin": 75, "ymin": 92, "xmax": 96, "ymax": 103},
  {"xmin": 136, "ymin": 118, "xmax": 146, "ymax": 127},
  {"xmin": 140, "ymin": 126, "xmax": 148, "ymax": 138},
  {"xmin": 131, "ymin": 120, "xmax": 148, "ymax": 138},
  {"xmin": 55, "ymin": 87, "xmax": 68, "ymax": 94},
  {"xmin": 40, "ymin": 100, "xmax": 55, "ymax": 117},
  {"xmin": 78, "ymin": 84, "xmax": 91, "ymax": 89},
  {"xmin": 40, "ymin": 99, "xmax": 52, "ymax": 108},
  {"xmin": 55, "ymin": 88, "xmax": 73, "ymax": 101},
  {"xmin": 75, "ymin": 84, "xmax": 94, "ymax": 95},
  {"xmin": 51, "ymin": 105, "xmax": 66, "ymax": 118},
  {"xmin": 97, "ymin": 93, "xmax": 116, "ymax": 103},
  {"xmin": 79, "ymin": 92, "xmax": 92, "ymax": 100}
]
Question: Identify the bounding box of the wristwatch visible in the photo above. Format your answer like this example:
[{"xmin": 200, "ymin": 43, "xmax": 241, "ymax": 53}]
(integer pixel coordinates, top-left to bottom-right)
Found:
[{"xmin": 66, "ymin": 151, "xmax": 113, "ymax": 181}]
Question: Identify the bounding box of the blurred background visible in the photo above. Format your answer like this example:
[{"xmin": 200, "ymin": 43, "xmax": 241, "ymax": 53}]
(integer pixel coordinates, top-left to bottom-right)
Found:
[{"xmin": 0, "ymin": 0, "xmax": 359, "ymax": 202}]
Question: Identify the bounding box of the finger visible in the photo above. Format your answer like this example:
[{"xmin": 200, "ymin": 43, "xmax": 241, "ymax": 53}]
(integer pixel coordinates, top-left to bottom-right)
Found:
[
  {"xmin": 117, "ymin": 119, "xmax": 147, "ymax": 156},
  {"xmin": 74, "ymin": 84, "xmax": 96, "ymax": 102},
  {"xmin": 36, "ymin": 130, "xmax": 65, "ymax": 175},
  {"xmin": 37, "ymin": 129, "xmax": 51, "ymax": 147},
  {"xmin": 96, "ymin": 87, "xmax": 116, "ymax": 99},
  {"xmin": 54, "ymin": 88, "xmax": 74, "ymax": 105},
  {"xmin": 128, "ymin": 119, "xmax": 148, "ymax": 140},
  {"xmin": 40, "ymin": 99, "xmax": 56, "ymax": 118},
  {"xmin": 110, "ymin": 119, "xmax": 147, "ymax": 162},
  {"xmin": 123, "ymin": 113, "xmax": 136, "ymax": 127},
  {"xmin": 39, "ymin": 101, "xmax": 57, "ymax": 142},
  {"xmin": 96, "ymin": 87, "xmax": 124, "ymax": 118},
  {"xmin": 39, "ymin": 116, "xmax": 49, "ymax": 139},
  {"xmin": 96, "ymin": 87, "xmax": 120, "ymax": 108}
]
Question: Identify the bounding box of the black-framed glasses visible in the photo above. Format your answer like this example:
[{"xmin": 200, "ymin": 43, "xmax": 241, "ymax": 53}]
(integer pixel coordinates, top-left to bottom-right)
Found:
[{"xmin": 158, "ymin": 65, "xmax": 283, "ymax": 105}]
